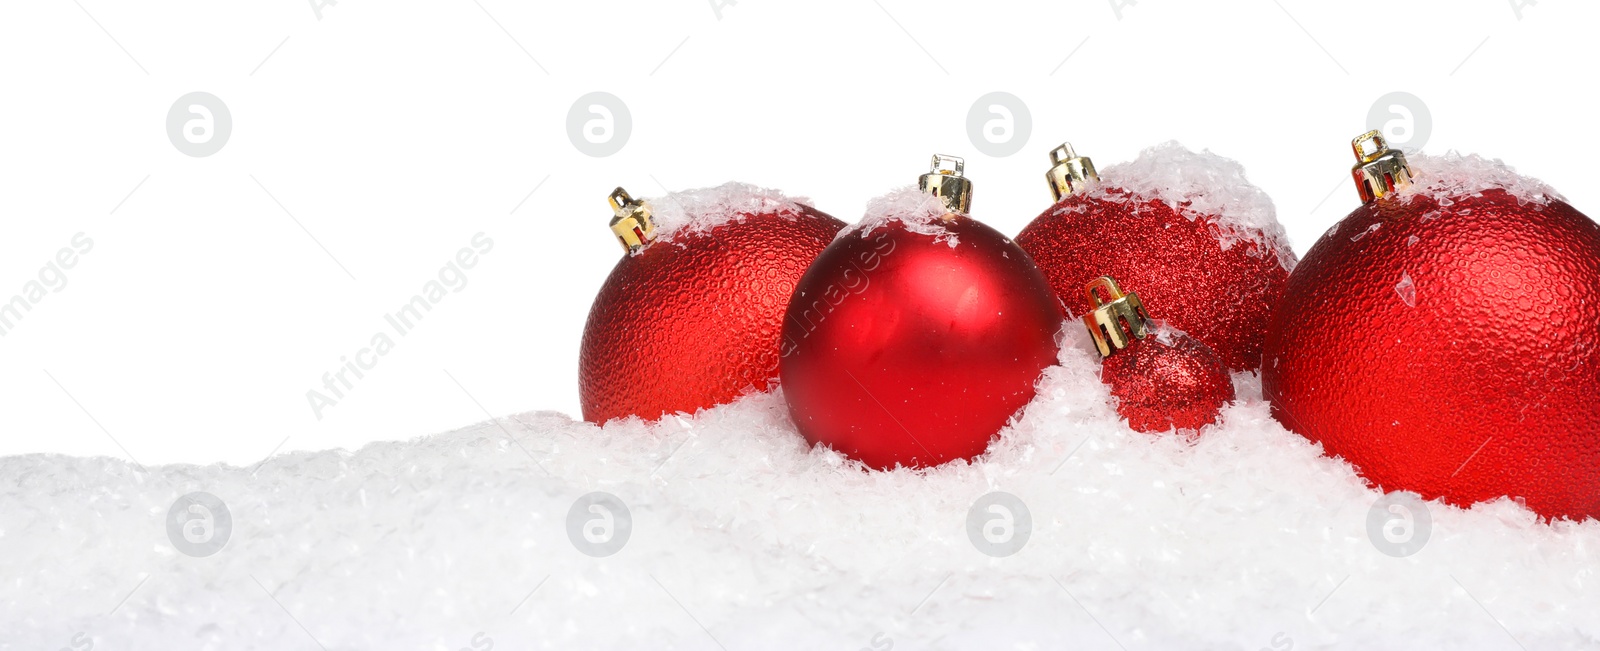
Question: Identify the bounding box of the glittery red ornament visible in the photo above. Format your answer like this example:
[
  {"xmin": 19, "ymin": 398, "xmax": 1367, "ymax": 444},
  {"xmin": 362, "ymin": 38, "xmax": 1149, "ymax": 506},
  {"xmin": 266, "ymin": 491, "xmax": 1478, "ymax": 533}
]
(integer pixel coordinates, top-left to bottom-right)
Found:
[
  {"xmin": 779, "ymin": 156, "xmax": 1062, "ymax": 470},
  {"xmin": 580, "ymin": 184, "xmax": 845, "ymax": 423},
  {"xmin": 1016, "ymin": 143, "xmax": 1294, "ymax": 371},
  {"xmin": 1081, "ymin": 277, "xmax": 1234, "ymax": 432},
  {"xmin": 1263, "ymin": 132, "xmax": 1600, "ymax": 521}
]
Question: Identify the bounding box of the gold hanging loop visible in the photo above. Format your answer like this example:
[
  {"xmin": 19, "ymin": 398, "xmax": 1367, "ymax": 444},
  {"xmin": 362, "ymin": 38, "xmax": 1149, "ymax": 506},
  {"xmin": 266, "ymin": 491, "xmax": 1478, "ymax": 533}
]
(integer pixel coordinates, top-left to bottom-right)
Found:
[
  {"xmin": 607, "ymin": 187, "xmax": 656, "ymax": 253},
  {"xmin": 1082, "ymin": 276, "xmax": 1151, "ymax": 357},
  {"xmin": 1350, "ymin": 130, "xmax": 1414, "ymax": 204},
  {"xmin": 918, "ymin": 154, "xmax": 974, "ymax": 215}
]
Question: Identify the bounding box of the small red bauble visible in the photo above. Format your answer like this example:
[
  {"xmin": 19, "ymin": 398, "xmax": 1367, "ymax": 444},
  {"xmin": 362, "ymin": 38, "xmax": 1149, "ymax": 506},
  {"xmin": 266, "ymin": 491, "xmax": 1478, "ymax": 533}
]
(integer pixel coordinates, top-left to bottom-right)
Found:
[
  {"xmin": 580, "ymin": 184, "xmax": 845, "ymax": 423},
  {"xmin": 779, "ymin": 156, "xmax": 1062, "ymax": 470},
  {"xmin": 1081, "ymin": 277, "xmax": 1234, "ymax": 432},
  {"xmin": 1263, "ymin": 132, "xmax": 1600, "ymax": 520},
  {"xmin": 1016, "ymin": 143, "xmax": 1295, "ymax": 371}
]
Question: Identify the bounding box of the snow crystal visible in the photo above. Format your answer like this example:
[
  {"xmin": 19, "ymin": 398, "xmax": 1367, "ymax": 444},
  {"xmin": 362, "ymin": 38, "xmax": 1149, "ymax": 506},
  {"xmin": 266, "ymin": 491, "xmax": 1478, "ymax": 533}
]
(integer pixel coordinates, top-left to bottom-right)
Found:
[
  {"xmin": 1077, "ymin": 142, "xmax": 1294, "ymax": 270},
  {"xmin": 1146, "ymin": 318, "xmax": 1186, "ymax": 346},
  {"xmin": 1401, "ymin": 151, "xmax": 1565, "ymax": 207},
  {"xmin": 641, "ymin": 182, "xmax": 816, "ymax": 248},
  {"xmin": 839, "ymin": 185, "xmax": 959, "ymax": 247},
  {"xmin": 1350, "ymin": 222, "xmax": 1381, "ymax": 242},
  {"xmin": 5, "ymin": 340, "xmax": 1598, "ymax": 648},
  {"xmin": 1395, "ymin": 271, "xmax": 1417, "ymax": 307}
]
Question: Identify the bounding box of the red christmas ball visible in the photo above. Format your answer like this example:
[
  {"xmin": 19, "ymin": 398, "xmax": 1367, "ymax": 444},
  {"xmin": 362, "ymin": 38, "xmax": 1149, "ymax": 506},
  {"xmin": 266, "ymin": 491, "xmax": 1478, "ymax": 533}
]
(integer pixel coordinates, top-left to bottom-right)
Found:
[
  {"xmin": 1081, "ymin": 277, "xmax": 1234, "ymax": 432},
  {"xmin": 780, "ymin": 159, "xmax": 1062, "ymax": 470},
  {"xmin": 1263, "ymin": 134, "xmax": 1600, "ymax": 521},
  {"xmin": 1103, "ymin": 332, "xmax": 1234, "ymax": 433},
  {"xmin": 1016, "ymin": 143, "xmax": 1294, "ymax": 371},
  {"xmin": 580, "ymin": 184, "xmax": 845, "ymax": 423}
]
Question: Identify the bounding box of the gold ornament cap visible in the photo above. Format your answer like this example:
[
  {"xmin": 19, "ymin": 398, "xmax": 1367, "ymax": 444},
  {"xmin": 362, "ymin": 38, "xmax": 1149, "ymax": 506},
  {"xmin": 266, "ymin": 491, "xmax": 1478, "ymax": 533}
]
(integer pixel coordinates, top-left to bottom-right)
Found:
[
  {"xmin": 1045, "ymin": 142, "xmax": 1098, "ymax": 201},
  {"xmin": 918, "ymin": 154, "xmax": 973, "ymax": 215},
  {"xmin": 607, "ymin": 187, "xmax": 656, "ymax": 253},
  {"xmin": 1082, "ymin": 276, "xmax": 1151, "ymax": 357},
  {"xmin": 1350, "ymin": 130, "xmax": 1414, "ymax": 204}
]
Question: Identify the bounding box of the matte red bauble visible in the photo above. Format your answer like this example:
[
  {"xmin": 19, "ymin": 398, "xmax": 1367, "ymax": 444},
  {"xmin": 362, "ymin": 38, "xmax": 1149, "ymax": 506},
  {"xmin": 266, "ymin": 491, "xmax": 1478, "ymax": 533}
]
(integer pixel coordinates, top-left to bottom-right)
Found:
[
  {"xmin": 1263, "ymin": 132, "xmax": 1600, "ymax": 520},
  {"xmin": 1081, "ymin": 276, "xmax": 1234, "ymax": 433},
  {"xmin": 580, "ymin": 184, "xmax": 845, "ymax": 423},
  {"xmin": 1016, "ymin": 143, "xmax": 1295, "ymax": 371},
  {"xmin": 779, "ymin": 156, "xmax": 1062, "ymax": 470}
]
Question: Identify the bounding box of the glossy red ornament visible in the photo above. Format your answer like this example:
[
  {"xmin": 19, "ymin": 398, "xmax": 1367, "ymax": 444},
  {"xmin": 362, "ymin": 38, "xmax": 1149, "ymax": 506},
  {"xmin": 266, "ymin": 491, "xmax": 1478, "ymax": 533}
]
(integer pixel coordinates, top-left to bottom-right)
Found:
[
  {"xmin": 580, "ymin": 185, "xmax": 845, "ymax": 423},
  {"xmin": 779, "ymin": 157, "xmax": 1062, "ymax": 470},
  {"xmin": 1081, "ymin": 277, "xmax": 1233, "ymax": 432},
  {"xmin": 1016, "ymin": 143, "xmax": 1293, "ymax": 371},
  {"xmin": 1263, "ymin": 133, "xmax": 1600, "ymax": 520}
]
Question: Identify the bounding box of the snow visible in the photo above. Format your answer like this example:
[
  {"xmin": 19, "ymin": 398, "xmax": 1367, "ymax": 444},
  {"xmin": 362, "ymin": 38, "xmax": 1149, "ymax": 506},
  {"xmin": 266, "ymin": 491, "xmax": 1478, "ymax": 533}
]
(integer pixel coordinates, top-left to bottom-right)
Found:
[
  {"xmin": 1147, "ymin": 318, "xmax": 1186, "ymax": 346},
  {"xmin": 5, "ymin": 329, "xmax": 1598, "ymax": 649},
  {"xmin": 1400, "ymin": 151, "xmax": 1565, "ymax": 207},
  {"xmin": 1395, "ymin": 271, "xmax": 1417, "ymax": 308},
  {"xmin": 1350, "ymin": 222, "xmax": 1381, "ymax": 242},
  {"xmin": 840, "ymin": 185, "xmax": 960, "ymax": 247},
  {"xmin": 640, "ymin": 182, "xmax": 817, "ymax": 248},
  {"xmin": 1066, "ymin": 142, "xmax": 1295, "ymax": 271}
]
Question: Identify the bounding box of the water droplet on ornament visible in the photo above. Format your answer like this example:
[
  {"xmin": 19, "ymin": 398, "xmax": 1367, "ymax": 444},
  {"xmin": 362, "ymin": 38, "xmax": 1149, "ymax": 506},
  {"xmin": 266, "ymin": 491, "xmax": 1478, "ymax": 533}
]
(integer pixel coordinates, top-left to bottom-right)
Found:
[{"xmin": 1395, "ymin": 272, "xmax": 1417, "ymax": 308}]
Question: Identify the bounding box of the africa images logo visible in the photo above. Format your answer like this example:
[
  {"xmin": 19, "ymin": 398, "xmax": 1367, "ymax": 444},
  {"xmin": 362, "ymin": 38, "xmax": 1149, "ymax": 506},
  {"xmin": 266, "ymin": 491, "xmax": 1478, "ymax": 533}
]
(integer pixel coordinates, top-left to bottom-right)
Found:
[
  {"xmin": 0, "ymin": 233, "xmax": 94, "ymax": 337},
  {"xmin": 305, "ymin": 233, "xmax": 494, "ymax": 419}
]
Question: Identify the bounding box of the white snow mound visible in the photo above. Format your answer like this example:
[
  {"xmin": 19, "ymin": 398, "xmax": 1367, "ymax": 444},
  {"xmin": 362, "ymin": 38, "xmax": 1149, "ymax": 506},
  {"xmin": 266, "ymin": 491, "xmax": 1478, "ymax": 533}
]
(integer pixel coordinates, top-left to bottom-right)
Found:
[
  {"xmin": 841, "ymin": 185, "xmax": 959, "ymax": 248},
  {"xmin": 4, "ymin": 336, "xmax": 1598, "ymax": 649},
  {"xmin": 641, "ymin": 182, "xmax": 816, "ymax": 248},
  {"xmin": 1074, "ymin": 142, "xmax": 1295, "ymax": 270},
  {"xmin": 1400, "ymin": 151, "xmax": 1565, "ymax": 207}
]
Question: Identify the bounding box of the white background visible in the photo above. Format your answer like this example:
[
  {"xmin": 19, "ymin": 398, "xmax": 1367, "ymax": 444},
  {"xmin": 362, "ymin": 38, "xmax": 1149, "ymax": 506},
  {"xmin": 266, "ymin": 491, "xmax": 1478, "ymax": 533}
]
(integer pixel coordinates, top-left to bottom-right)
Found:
[{"xmin": 0, "ymin": 0, "xmax": 1592, "ymax": 465}]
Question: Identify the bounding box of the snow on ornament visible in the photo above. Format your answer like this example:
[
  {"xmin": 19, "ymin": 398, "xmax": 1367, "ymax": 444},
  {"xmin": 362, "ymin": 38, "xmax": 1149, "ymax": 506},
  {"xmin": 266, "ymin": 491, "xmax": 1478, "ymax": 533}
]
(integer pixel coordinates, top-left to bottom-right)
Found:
[
  {"xmin": 579, "ymin": 183, "xmax": 845, "ymax": 423},
  {"xmin": 1016, "ymin": 142, "xmax": 1295, "ymax": 371},
  {"xmin": 778, "ymin": 155, "xmax": 1062, "ymax": 470},
  {"xmin": 1263, "ymin": 131, "xmax": 1600, "ymax": 521}
]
